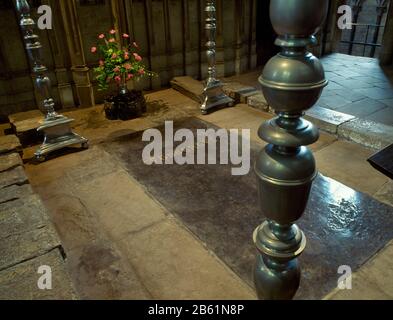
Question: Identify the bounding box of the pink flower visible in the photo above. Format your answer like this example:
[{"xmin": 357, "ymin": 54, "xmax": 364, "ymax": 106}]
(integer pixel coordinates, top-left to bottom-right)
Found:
[
  {"xmin": 91, "ymin": 46, "xmax": 97, "ymax": 53},
  {"xmin": 109, "ymin": 38, "xmax": 116, "ymax": 43},
  {"xmin": 133, "ymin": 42, "xmax": 139, "ymax": 48},
  {"xmin": 122, "ymin": 33, "xmax": 130, "ymax": 38},
  {"xmin": 113, "ymin": 66, "xmax": 120, "ymax": 73},
  {"xmin": 138, "ymin": 69, "xmax": 145, "ymax": 75},
  {"xmin": 99, "ymin": 60, "xmax": 104, "ymax": 66},
  {"xmin": 133, "ymin": 53, "xmax": 142, "ymax": 62},
  {"xmin": 124, "ymin": 63, "xmax": 132, "ymax": 70},
  {"xmin": 127, "ymin": 73, "xmax": 134, "ymax": 80},
  {"xmin": 114, "ymin": 75, "xmax": 121, "ymax": 82},
  {"xmin": 110, "ymin": 29, "xmax": 116, "ymax": 35},
  {"xmin": 98, "ymin": 34, "xmax": 105, "ymax": 39},
  {"xmin": 111, "ymin": 53, "xmax": 117, "ymax": 59},
  {"xmin": 124, "ymin": 53, "xmax": 130, "ymax": 60}
]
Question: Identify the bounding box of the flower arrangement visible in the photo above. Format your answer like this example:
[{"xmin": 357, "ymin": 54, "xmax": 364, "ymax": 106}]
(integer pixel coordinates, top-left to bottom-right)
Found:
[{"xmin": 91, "ymin": 29, "xmax": 154, "ymax": 91}]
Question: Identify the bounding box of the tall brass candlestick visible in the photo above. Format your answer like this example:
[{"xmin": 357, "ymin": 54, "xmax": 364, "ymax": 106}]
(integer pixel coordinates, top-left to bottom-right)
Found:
[
  {"xmin": 16, "ymin": 0, "xmax": 88, "ymax": 161},
  {"xmin": 201, "ymin": 0, "xmax": 233, "ymax": 115},
  {"xmin": 253, "ymin": 0, "xmax": 329, "ymax": 299}
]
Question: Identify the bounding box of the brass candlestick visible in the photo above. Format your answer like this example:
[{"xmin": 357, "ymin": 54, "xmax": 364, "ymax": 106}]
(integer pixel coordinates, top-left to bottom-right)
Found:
[{"xmin": 253, "ymin": 0, "xmax": 329, "ymax": 299}]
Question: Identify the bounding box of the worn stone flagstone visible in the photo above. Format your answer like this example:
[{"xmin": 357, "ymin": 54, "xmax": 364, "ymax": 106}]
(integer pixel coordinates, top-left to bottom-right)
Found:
[
  {"xmin": 0, "ymin": 166, "xmax": 29, "ymax": 189},
  {"xmin": 0, "ymin": 195, "xmax": 50, "ymax": 238},
  {"xmin": 0, "ymin": 135, "xmax": 22, "ymax": 155},
  {"xmin": 0, "ymin": 223, "xmax": 61, "ymax": 271},
  {"xmin": 0, "ymin": 184, "xmax": 34, "ymax": 205},
  {"xmin": 0, "ymin": 153, "xmax": 23, "ymax": 173},
  {"xmin": 0, "ymin": 249, "xmax": 76, "ymax": 300},
  {"xmin": 102, "ymin": 117, "xmax": 393, "ymax": 300}
]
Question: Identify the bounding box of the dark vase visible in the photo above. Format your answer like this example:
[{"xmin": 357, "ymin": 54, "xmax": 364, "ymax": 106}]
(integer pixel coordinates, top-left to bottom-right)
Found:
[{"xmin": 104, "ymin": 87, "xmax": 146, "ymax": 121}]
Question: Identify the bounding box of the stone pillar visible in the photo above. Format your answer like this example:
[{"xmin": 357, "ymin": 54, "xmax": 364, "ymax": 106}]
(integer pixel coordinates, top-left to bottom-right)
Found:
[
  {"xmin": 248, "ymin": 0, "xmax": 257, "ymax": 70},
  {"xmin": 215, "ymin": 0, "xmax": 225, "ymax": 77},
  {"xmin": 379, "ymin": 0, "xmax": 393, "ymax": 65},
  {"xmin": 45, "ymin": 0, "xmax": 75, "ymax": 109},
  {"xmin": 320, "ymin": 0, "xmax": 346, "ymax": 56},
  {"xmin": 58, "ymin": 0, "xmax": 94, "ymax": 107}
]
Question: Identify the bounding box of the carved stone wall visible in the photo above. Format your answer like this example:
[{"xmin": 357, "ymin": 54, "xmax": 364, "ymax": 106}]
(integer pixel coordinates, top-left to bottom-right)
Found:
[{"xmin": 0, "ymin": 0, "xmax": 257, "ymax": 119}]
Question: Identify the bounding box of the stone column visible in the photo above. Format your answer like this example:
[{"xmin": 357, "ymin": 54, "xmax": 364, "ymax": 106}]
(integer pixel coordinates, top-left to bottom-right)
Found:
[
  {"xmin": 215, "ymin": 0, "xmax": 225, "ymax": 77},
  {"xmin": 58, "ymin": 0, "xmax": 94, "ymax": 107},
  {"xmin": 45, "ymin": 0, "xmax": 75, "ymax": 109},
  {"xmin": 379, "ymin": 0, "xmax": 393, "ymax": 65},
  {"xmin": 253, "ymin": 0, "xmax": 328, "ymax": 300}
]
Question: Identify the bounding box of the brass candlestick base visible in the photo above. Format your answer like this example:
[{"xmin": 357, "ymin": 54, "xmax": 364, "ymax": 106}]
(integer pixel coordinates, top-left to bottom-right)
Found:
[
  {"xmin": 35, "ymin": 116, "xmax": 88, "ymax": 162},
  {"xmin": 201, "ymin": 79, "xmax": 233, "ymax": 115}
]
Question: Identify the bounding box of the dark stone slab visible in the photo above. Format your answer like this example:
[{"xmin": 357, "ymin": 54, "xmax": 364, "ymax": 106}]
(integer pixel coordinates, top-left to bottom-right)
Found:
[
  {"xmin": 0, "ymin": 166, "xmax": 29, "ymax": 189},
  {"xmin": 368, "ymin": 144, "xmax": 393, "ymax": 179},
  {"xmin": 0, "ymin": 249, "xmax": 77, "ymax": 300},
  {"xmin": 102, "ymin": 118, "xmax": 393, "ymax": 299}
]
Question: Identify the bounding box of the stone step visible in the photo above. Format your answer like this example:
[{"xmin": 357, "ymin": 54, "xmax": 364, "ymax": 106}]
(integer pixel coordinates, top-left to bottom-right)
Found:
[
  {"xmin": 171, "ymin": 76, "xmax": 262, "ymax": 107},
  {"xmin": 170, "ymin": 76, "xmax": 204, "ymax": 103},
  {"xmin": 8, "ymin": 110, "xmax": 44, "ymax": 146},
  {"xmin": 0, "ymin": 153, "xmax": 23, "ymax": 173},
  {"xmin": 0, "ymin": 249, "xmax": 77, "ymax": 300},
  {"xmin": 0, "ymin": 135, "xmax": 22, "ymax": 156}
]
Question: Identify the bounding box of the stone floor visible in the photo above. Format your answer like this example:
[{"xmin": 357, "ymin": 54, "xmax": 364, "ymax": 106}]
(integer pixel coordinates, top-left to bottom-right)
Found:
[
  {"xmin": 225, "ymin": 53, "xmax": 393, "ymax": 127},
  {"xmin": 319, "ymin": 53, "xmax": 393, "ymax": 126},
  {"xmin": 6, "ymin": 88, "xmax": 389, "ymax": 300}
]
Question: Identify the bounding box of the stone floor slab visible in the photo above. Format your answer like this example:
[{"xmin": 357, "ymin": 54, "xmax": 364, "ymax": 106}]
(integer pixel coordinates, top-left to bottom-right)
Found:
[
  {"xmin": 0, "ymin": 135, "xmax": 22, "ymax": 155},
  {"xmin": 0, "ymin": 249, "xmax": 76, "ymax": 300},
  {"xmin": 118, "ymin": 219, "xmax": 256, "ymax": 300},
  {"xmin": 73, "ymin": 170, "xmax": 167, "ymax": 239},
  {"xmin": 366, "ymin": 106, "xmax": 393, "ymax": 126},
  {"xmin": 305, "ymin": 105, "xmax": 355, "ymax": 134},
  {"xmin": 0, "ymin": 184, "xmax": 34, "ymax": 205},
  {"xmin": 102, "ymin": 117, "xmax": 393, "ymax": 300},
  {"xmin": 0, "ymin": 153, "xmax": 22, "ymax": 173},
  {"xmin": 338, "ymin": 118, "xmax": 393, "ymax": 150},
  {"xmin": 0, "ymin": 166, "xmax": 28, "ymax": 189},
  {"xmin": 374, "ymin": 181, "xmax": 393, "ymax": 208},
  {"xmin": 66, "ymin": 239, "xmax": 152, "ymax": 300},
  {"xmin": 0, "ymin": 194, "xmax": 50, "ymax": 237},
  {"xmin": 354, "ymin": 87, "xmax": 393, "ymax": 100},
  {"xmin": 196, "ymin": 104, "xmax": 272, "ymax": 144},
  {"xmin": 317, "ymin": 95, "xmax": 352, "ymax": 110},
  {"xmin": 326, "ymin": 241, "xmax": 393, "ymax": 300},
  {"xmin": 380, "ymin": 98, "xmax": 393, "ymax": 107},
  {"xmin": 0, "ymin": 223, "xmax": 61, "ymax": 271},
  {"xmin": 337, "ymin": 98, "xmax": 388, "ymax": 118},
  {"xmin": 314, "ymin": 140, "xmax": 388, "ymax": 196}
]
